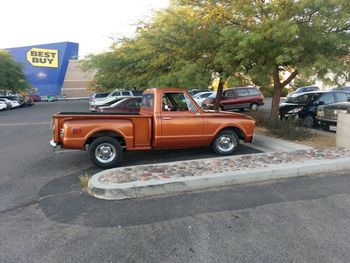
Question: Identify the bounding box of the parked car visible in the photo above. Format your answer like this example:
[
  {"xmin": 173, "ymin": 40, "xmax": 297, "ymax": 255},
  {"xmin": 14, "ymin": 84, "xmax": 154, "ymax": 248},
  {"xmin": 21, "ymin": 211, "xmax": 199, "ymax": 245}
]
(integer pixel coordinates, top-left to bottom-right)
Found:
[
  {"xmin": 317, "ymin": 97, "xmax": 350, "ymax": 131},
  {"xmin": 202, "ymin": 87, "xmax": 264, "ymax": 111},
  {"xmin": 332, "ymin": 86, "xmax": 350, "ymax": 92},
  {"xmin": 0, "ymin": 101, "xmax": 7, "ymax": 110},
  {"xmin": 29, "ymin": 94, "xmax": 41, "ymax": 102},
  {"xmin": 0, "ymin": 98, "xmax": 20, "ymax": 108},
  {"xmin": 99, "ymin": 97, "xmax": 142, "ymax": 113},
  {"xmin": 192, "ymin": 91, "xmax": 214, "ymax": 107},
  {"xmin": 51, "ymin": 88, "xmax": 255, "ymax": 168},
  {"xmin": 287, "ymin": 86, "xmax": 320, "ymax": 99},
  {"xmin": 89, "ymin": 92, "xmax": 110, "ymax": 106},
  {"xmin": 279, "ymin": 90, "xmax": 350, "ymax": 127},
  {"xmin": 188, "ymin": 89, "xmax": 201, "ymax": 96},
  {"xmin": 90, "ymin": 90, "xmax": 143, "ymax": 111},
  {"xmin": 0, "ymin": 98, "xmax": 12, "ymax": 109}
]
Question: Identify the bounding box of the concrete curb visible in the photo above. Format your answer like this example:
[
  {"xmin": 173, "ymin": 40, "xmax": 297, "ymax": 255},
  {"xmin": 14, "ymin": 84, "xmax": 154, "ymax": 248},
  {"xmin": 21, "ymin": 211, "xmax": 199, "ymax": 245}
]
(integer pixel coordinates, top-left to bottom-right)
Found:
[
  {"xmin": 89, "ymin": 157, "xmax": 350, "ymax": 200},
  {"xmin": 252, "ymin": 134, "xmax": 313, "ymax": 152}
]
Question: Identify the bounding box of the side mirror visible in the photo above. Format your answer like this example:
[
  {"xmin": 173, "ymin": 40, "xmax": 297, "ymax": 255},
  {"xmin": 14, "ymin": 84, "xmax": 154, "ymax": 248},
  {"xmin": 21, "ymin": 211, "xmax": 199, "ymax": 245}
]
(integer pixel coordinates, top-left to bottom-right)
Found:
[
  {"xmin": 347, "ymin": 95, "xmax": 350, "ymax": 102},
  {"xmin": 317, "ymin": 101, "xmax": 325, "ymax": 106}
]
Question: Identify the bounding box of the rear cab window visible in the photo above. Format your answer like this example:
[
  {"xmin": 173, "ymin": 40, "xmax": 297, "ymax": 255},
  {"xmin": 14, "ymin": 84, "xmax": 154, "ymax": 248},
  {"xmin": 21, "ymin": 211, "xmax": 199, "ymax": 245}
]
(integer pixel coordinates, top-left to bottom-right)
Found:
[{"xmin": 141, "ymin": 93, "xmax": 154, "ymax": 109}]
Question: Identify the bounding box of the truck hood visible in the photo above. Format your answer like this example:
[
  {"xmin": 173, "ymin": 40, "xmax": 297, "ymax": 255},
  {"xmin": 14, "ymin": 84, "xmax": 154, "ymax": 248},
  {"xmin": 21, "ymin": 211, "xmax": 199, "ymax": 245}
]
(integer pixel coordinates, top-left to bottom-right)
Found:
[{"xmin": 322, "ymin": 101, "xmax": 350, "ymax": 110}]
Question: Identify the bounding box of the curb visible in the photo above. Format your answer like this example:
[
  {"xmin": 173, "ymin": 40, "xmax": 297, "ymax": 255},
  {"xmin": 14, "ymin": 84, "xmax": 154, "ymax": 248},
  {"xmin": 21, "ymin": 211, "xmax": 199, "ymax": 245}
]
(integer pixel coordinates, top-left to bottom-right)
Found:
[
  {"xmin": 252, "ymin": 134, "xmax": 313, "ymax": 152},
  {"xmin": 89, "ymin": 157, "xmax": 350, "ymax": 200}
]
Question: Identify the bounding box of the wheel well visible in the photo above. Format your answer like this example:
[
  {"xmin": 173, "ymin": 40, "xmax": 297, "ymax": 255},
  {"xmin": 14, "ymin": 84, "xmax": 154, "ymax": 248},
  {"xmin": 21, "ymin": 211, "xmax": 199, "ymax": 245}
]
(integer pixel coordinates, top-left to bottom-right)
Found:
[
  {"xmin": 85, "ymin": 131, "xmax": 126, "ymax": 148},
  {"xmin": 217, "ymin": 127, "xmax": 245, "ymax": 141}
]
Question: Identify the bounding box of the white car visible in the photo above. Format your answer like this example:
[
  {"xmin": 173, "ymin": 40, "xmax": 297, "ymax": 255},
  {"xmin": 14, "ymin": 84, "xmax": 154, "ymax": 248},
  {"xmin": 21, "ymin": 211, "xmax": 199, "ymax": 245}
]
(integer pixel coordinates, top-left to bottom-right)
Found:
[
  {"xmin": 0, "ymin": 98, "xmax": 19, "ymax": 108},
  {"xmin": 192, "ymin": 91, "xmax": 214, "ymax": 107},
  {"xmin": 0, "ymin": 101, "xmax": 7, "ymax": 110}
]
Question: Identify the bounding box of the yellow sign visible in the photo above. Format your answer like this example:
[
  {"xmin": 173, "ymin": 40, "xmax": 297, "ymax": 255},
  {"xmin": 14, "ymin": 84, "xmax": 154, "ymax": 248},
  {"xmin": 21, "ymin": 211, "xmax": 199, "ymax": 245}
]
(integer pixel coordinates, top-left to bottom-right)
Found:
[{"xmin": 26, "ymin": 48, "xmax": 59, "ymax": 68}]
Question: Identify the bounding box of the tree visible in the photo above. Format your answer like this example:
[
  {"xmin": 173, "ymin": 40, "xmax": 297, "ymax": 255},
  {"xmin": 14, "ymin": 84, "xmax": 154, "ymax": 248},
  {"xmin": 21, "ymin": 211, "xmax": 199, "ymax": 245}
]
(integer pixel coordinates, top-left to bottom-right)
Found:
[
  {"xmin": 175, "ymin": 0, "xmax": 350, "ymax": 117},
  {"xmin": 85, "ymin": 0, "xmax": 350, "ymax": 117},
  {"xmin": 0, "ymin": 51, "xmax": 29, "ymax": 93}
]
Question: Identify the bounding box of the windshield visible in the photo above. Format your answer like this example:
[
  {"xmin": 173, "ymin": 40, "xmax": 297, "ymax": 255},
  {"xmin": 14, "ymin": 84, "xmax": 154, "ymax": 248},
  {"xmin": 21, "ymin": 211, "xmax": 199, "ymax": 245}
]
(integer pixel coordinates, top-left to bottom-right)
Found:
[{"xmin": 287, "ymin": 93, "xmax": 320, "ymax": 103}]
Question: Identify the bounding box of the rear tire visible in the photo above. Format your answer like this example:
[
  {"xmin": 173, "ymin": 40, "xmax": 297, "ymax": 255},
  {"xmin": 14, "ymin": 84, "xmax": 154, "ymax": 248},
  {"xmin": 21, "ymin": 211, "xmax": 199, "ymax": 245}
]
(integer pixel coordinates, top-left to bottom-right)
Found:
[
  {"xmin": 212, "ymin": 130, "xmax": 239, "ymax": 155},
  {"xmin": 88, "ymin": 136, "xmax": 123, "ymax": 169}
]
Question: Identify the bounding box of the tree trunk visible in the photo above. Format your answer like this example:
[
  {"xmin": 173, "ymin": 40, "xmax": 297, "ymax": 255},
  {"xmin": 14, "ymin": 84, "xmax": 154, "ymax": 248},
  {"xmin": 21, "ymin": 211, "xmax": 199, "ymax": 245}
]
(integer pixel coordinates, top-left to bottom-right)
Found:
[
  {"xmin": 213, "ymin": 78, "xmax": 224, "ymax": 110},
  {"xmin": 270, "ymin": 66, "xmax": 281, "ymax": 118},
  {"xmin": 271, "ymin": 84, "xmax": 282, "ymax": 119},
  {"xmin": 270, "ymin": 66, "xmax": 299, "ymax": 118}
]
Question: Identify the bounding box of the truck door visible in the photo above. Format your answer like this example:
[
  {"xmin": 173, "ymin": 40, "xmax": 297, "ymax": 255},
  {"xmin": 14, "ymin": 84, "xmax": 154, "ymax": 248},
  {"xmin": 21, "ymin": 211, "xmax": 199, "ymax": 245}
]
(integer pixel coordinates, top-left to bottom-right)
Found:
[{"xmin": 160, "ymin": 92, "xmax": 204, "ymax": 148}]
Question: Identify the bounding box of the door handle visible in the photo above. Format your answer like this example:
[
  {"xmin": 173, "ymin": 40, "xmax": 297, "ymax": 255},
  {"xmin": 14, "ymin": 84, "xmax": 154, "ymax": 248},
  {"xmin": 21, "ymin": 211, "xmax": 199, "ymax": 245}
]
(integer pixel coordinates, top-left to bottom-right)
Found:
[{"xmin": 162, "ymin": 117, "xmax": 172, "ymax": 120}]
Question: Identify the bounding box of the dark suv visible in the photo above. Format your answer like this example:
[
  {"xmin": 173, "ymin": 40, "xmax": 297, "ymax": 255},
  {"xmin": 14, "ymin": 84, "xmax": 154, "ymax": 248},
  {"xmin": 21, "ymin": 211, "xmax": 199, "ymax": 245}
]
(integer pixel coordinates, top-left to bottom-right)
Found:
[
  {"xmin": 279, "ymin": 90, "xmax": 350, "ymax": 127},
  {"xmin": 202, "ymin": 87, "xmax": 264, "ymax": 111}
]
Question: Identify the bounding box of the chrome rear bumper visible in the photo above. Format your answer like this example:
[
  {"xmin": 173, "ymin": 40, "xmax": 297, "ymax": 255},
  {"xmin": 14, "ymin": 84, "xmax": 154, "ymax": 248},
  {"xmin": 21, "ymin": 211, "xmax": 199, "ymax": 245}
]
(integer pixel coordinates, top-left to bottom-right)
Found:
[{"xmin": 50, "ymin": 140, "xmax": 61, "ymax": 151}]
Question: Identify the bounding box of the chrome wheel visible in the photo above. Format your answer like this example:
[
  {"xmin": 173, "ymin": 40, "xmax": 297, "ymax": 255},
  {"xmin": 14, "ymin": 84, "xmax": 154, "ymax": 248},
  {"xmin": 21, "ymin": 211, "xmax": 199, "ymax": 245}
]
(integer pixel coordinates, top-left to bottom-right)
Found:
[
  {"xmin": 216, "ymin": 135, "xmax": 237, "ymax": 153},
  {"xmin": 95, "ymin": 143, "xmax": 116, "ymax": 163}
]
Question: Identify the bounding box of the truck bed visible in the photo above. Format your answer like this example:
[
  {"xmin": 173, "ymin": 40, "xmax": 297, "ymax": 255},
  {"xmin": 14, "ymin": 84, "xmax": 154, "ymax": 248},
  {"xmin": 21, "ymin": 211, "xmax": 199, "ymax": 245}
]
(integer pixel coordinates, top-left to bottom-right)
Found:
[{"xmin": 56, "ymin": 112, "xmax": 140, "ymax": 115}]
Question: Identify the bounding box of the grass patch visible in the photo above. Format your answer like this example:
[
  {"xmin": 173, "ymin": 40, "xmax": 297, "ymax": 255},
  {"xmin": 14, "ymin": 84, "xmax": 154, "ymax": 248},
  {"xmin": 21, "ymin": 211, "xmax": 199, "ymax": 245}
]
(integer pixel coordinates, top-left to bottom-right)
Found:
[
  {"xmin": 248, "ymin": 111, "xmax": 313, "ymax": 141},
  {"xmin": 79, "ymin": 174, "xmax": 90, "ymax": 194}
]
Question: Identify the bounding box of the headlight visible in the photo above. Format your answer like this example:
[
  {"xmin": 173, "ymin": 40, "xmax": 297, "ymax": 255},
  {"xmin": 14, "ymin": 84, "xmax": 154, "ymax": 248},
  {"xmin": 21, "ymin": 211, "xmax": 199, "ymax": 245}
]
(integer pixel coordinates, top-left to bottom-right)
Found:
[
  {"xmin": 288, "ymin": 107, "xmax": 303, "ymax": 114},
  {"xmin": 335, "ymin": 110, "xmax": 347, "ymax": 116},
  {"xmin": 317, "ymin": 109, "xmax": 324, "ymax": 117}
]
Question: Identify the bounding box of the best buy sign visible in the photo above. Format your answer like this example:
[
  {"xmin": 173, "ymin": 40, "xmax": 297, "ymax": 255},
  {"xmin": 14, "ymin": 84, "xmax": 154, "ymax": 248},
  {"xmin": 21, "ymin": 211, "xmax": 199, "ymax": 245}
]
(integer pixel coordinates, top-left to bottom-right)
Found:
[{"xmin": 26, "ymin": 48, "xmax": 58, "ymax": 68}]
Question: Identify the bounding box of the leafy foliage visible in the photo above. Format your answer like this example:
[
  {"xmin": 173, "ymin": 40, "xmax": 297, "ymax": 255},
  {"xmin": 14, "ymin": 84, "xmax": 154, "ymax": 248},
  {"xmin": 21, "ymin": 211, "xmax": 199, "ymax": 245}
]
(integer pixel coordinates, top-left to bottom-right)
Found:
[
  {"xmin": 0, "ymin": 51, "xmax": 29, "ymax": 93},
  {"xmin": 84, "ymin": 0, "xmax": 350, "ymax": 116}
]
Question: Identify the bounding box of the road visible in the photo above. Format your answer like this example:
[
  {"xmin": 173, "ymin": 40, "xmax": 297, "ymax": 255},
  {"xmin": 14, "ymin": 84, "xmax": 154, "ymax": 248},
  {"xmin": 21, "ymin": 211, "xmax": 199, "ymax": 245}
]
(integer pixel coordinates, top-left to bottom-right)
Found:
[{"xmin": 1, "ymin": 101, "xmax": 349, "ymax": 262}]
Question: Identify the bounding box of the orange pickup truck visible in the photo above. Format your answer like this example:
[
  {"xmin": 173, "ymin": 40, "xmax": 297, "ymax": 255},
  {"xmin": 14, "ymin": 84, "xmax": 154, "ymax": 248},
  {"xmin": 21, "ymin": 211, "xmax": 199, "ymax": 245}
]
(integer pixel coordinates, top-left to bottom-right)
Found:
[{"xmin": 50, "ymin": 88, "xmax": 255, "ymax": 168}]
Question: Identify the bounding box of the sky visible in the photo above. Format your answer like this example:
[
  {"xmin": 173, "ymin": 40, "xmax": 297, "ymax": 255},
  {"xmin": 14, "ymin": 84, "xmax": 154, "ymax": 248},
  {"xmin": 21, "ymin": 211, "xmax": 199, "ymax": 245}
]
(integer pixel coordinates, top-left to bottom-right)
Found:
[{"xmin": 0, "ymin": 0, "xmax": 169, "ymax": 58}]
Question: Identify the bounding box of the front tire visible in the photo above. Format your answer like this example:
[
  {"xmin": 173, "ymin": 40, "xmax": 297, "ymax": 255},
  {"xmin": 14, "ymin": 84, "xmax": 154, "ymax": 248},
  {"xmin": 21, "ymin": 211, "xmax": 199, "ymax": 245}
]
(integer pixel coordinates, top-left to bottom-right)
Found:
[
  {"xmin": 88, "ymin": 136, "xmax": 123, "ymax": 169},
  {"xmin": 250, "ymin": 103, "xmax": 259, "ymax": 112},
  {"xmin": 303, "ymin": 115, "xmax": 315, "ymax": 128},
  {"xmin": 212, "ymin": 130, "xmax": 239, "ymax": 155}
]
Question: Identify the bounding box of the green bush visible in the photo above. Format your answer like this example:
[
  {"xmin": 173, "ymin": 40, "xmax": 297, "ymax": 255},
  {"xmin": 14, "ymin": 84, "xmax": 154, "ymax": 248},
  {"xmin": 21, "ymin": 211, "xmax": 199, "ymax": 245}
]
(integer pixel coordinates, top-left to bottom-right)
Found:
[
  {"xmin": 248, "ymin": 111, "xmax": 313, "ymax": 140},
  {"xmin": 266, "ymin": 118, "xmax": 313, "ymax": 140}
]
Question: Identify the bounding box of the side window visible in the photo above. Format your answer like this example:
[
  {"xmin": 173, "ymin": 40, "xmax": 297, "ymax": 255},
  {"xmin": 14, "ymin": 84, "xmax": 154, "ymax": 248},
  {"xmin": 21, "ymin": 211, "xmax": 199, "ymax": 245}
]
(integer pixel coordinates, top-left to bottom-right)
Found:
[
  {"xmin": 319, "ymin": 93, "xmax": 335, "ymax": 105},
  {"xmin": 248, "ymin": 88, "xmax": 261, "ymax": 95},
  {"xmin": 127, "ymin": 99, "xmax": 141, "ymax": 108},
  {"xmin": 236, "ymin": 89, "xmax": 249, "ymax": 97},
  {"xmin": 224, "ymin": 90, "xmax": 235, "ymax": 98},
  {"xmin": 122, "ymin": 91, "xmax": 130, "ymax": 96},
  {"xmin": 162, "ymin": 92, "xmax": 189, "ymax": 111},
  {"xmin": 141, "ymin": 93, "xmax": 154, "ymax": 108},
  {"xmin": 334, "ymin": 92, "xmax": 348, "ymax": 102}
]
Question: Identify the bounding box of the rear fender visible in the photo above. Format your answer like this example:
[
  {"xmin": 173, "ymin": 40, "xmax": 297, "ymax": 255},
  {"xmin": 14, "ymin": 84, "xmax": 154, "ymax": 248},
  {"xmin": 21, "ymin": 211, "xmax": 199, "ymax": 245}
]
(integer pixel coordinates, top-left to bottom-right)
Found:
[{"xmin": 62, "ymin": 119, "xmax": 133, "ymax": 149}]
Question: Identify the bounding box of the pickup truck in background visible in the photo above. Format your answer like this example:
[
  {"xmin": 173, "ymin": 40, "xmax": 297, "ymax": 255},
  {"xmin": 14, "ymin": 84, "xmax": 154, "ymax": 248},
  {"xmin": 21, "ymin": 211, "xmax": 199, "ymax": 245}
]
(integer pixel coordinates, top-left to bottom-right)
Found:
[{"xmin": 50, "ymin": 88, "xmax": 256, "ymax": 168}]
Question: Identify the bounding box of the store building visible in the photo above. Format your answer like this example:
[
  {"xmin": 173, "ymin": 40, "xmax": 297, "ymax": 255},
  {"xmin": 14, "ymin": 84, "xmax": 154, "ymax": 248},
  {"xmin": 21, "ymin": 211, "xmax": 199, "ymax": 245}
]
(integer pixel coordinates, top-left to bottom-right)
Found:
[{"xmin": 5, "ymin": 42, "xmax": 91, "ymax": 97}]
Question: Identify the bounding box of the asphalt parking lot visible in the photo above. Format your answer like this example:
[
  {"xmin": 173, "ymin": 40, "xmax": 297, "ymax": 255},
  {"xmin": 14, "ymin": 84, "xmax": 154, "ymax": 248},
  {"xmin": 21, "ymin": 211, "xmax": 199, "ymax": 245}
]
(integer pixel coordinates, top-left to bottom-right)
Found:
[
  {"xmin": 0, "ymin": 100, "xmax": 260, "ymax": 212},
  {"xmin": 1, "ymin": 100, "xmax": 350, "ymax": 262}
]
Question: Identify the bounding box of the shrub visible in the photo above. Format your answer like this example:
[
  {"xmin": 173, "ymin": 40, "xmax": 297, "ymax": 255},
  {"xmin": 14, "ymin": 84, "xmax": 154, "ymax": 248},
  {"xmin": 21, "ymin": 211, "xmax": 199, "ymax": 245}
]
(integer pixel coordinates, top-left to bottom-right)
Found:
[{"xmin": 248, "ymin": 111, "xmax": 313, "ymax": 140}]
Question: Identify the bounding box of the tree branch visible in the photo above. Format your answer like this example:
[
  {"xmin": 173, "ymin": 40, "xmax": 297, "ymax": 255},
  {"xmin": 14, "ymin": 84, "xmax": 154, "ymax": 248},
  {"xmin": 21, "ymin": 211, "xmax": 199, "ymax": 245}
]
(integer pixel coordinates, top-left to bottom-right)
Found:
[{"xmin": 281, "ymin": 69, "xmax": 299, "ymax": 88}]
